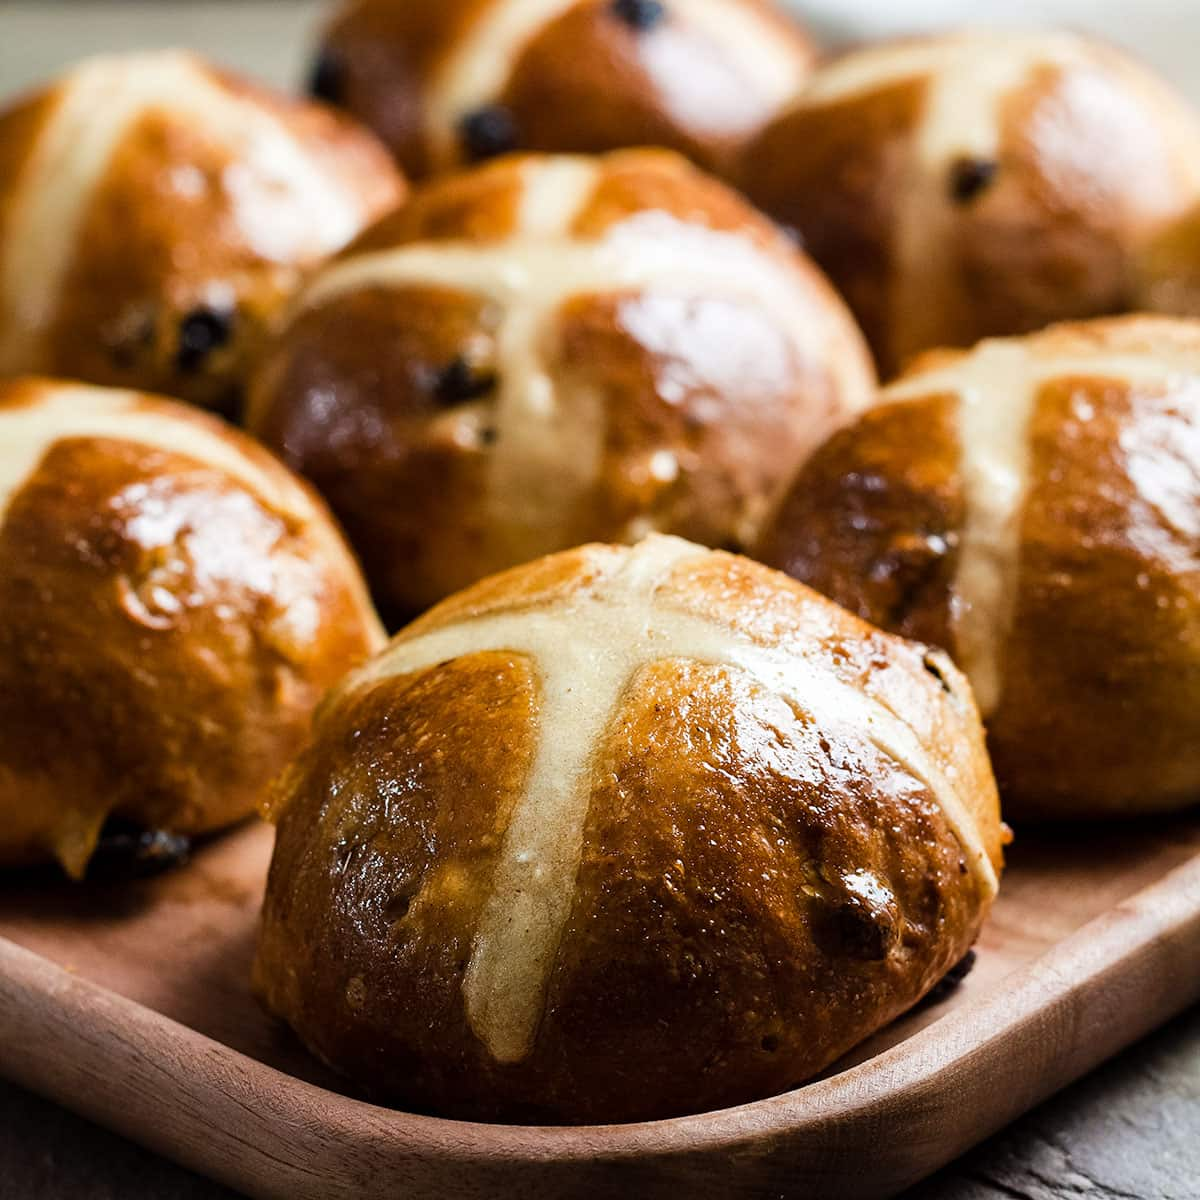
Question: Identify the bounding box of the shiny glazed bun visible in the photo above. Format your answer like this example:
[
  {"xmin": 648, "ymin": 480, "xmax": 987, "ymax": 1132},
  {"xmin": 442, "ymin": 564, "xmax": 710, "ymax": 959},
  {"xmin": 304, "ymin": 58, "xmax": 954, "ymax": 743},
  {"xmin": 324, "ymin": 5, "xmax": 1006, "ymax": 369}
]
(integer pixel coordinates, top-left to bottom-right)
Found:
[
  {"xmin": 0, "ymin": 51, "xmax": 405, "ymax": 414},
  {"xmin": 247, "ymin": 150, "xmax": 876, "ymax": 620},
  {"xmin": 254, "ymin": 535, "xmax": 1003, "ymax": 1124},
  {"xmin": 308, "ymin": 0, "xmax": 816, "ymax": 179},
  {"xmin": 759, "ymin": 316, "xmax": 1200, "ymax": 818},
  {"xmin": 740, "ymin": 31, "xmax": 1200, "ymax": 376},
  {"xmin": 0, "ymin": 377, "xmax": 385, "ymax": 878}
]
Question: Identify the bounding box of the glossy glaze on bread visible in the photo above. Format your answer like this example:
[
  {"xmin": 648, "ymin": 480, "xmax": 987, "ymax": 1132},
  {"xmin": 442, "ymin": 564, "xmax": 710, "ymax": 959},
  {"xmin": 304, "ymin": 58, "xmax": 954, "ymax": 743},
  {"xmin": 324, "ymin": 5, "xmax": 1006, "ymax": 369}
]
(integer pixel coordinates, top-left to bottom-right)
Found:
[
  {"xmin": 759, "ymin": 315, "xmax": 1200, "ymax": 817},
  {"xmin": 254, "ymin": 535, "xmax": 1003, "ymax": 1123},
  {"xmin": 248, "ymin": 150, "xmax": 875, "ymax": 619},
  {"xmin": 740, "ymin": 31, "xmax": 1200, "ymax": 375},
  {"xmin": 0, "ymin": 377, "xmax": 385, "ymax": 877},
  {"xmin": 0, "ymin": 51, "xmax": 404, "ymax": 412},
  {"xmin": 309, "ymin": 0, "xmax": 815, "ymax": 178}
]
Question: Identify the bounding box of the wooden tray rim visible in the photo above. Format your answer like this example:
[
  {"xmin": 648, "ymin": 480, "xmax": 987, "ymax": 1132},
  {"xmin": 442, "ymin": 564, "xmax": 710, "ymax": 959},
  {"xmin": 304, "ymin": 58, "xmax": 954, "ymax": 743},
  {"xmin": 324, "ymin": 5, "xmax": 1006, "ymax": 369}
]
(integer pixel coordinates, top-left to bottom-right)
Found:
[{"xmin": 1, "ymin": 845, "xmax": 1198, "ymax": 1198}]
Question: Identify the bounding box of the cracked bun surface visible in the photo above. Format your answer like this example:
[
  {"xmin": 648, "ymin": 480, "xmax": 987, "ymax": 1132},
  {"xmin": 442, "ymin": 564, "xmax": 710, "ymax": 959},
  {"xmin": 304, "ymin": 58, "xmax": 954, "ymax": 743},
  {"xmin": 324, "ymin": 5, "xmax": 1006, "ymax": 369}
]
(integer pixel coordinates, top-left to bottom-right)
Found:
[
  {"xmin": 0, "ymin": 51, "xmax": 405, "ymax": 414},
  {"xmin": 246, "ymin": 149, "xmax": 876, "ymax": 621},
  {"xmin": 254, "ymin": 535, "xmax": 1003, "ymax": 1124},
  {"xmin": 739, "ymin": 30, "xmax": 1200, "ymax": 376},
  {"xmin": 307, "ymin": 0, "xmax": 816, "ymax": 179},
  {"xmin": 0, "ymin": 377, "xmax": 385, "ymax": 877},
  {"xmin": 758, "ymin": 316, "xmax": 1200, "ymax": 818}
]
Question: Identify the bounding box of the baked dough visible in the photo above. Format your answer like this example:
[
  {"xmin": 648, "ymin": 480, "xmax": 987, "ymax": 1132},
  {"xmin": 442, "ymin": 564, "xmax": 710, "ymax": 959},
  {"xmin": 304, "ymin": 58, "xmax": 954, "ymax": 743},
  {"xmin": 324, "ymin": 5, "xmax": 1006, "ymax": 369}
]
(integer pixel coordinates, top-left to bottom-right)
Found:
[
  {"xmin": 0, "ymin": 51, "xmax": 404, "ymax": 413},
  {"xmin": 247, "ymin": 149, "xmax": 876, "ymax": 620},
  {"xmin": 0, "ymin": 377, "xmax": 385, "ymax": 876},
  {"xmin": 1138, "ymin": 202, "xmax": 1200, "ymax": 318},
  {"xmin": 740, "ymin": 30, "xmax": 1200, "ymax": 376},
  {"xmin": 254, "ymin": 534, "xmax": 1003, "ymax": 1123},
  {"xmin": 759, "ymin": 315, "xmax": 1200, "ymax": 818},
  {"xmin": 308, "ymin": 0, "xmax": 816, "ymax": 178}
]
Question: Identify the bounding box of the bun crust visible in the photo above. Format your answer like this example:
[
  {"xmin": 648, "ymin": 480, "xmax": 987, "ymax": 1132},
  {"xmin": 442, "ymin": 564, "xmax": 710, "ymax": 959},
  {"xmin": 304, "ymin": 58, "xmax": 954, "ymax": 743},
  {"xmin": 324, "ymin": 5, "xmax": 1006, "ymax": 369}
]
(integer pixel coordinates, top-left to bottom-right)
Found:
[
  {"xmin": 0, "ymin": 52, "xmax": 405, "ymax": 412},
  {"xmin": 1138, "ymin": 201, "xmax": 1200, "ymax": 318},
  {"xmin": 740, "ymin": 31, "xmax": 1200, "ymax": 375},
  {"xmin": 310, "ymin": 0, "xmax": 816, "ymax": 178},
  {"xmin": 247, "ymin": 150, "xmax": 876, "ymax": 619},
  {"xmin": 0, "ymin": 377, "xmax": 385, "ymax": 876},
  {"xmin": 254, "ymin": 535, "xmax": 1002, "ymax": 1123},
  {"xmin": 759, "ymin": 315, "xmax": 1200, "ymax": 817}
]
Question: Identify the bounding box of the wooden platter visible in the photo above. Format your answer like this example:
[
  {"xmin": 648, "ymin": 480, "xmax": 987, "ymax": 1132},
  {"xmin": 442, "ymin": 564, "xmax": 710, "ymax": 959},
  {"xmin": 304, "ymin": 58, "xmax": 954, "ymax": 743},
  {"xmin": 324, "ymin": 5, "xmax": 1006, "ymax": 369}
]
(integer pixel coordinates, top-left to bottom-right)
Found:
[{"xmin": 0, "ymin": 814, "xmax": 1198, "ymax": 1200}]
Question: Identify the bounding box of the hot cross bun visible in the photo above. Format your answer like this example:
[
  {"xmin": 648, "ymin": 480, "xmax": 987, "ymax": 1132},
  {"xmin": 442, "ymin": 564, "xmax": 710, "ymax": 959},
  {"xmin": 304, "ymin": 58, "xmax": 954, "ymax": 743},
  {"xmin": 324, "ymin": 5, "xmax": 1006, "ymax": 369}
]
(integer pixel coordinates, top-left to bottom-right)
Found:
[
  {"xmin": 254, "ymin": 534, "xmax": 1003, "ymax": 1123},
  {"xmin": 307, "ymin": 0, "xmax": 816, "ymax": 178},
  {"xmin": 740, "ymin": 31, "xmax": 1200, "ymax": 376},
  {"xmin": 758, "ymin": 315, "xmax": 1200, "ymax": 818},
  {"xmin": 247, "ymin": 149, "xmax": 876, "ymax": 620},
  {"xmin": 0, "ymin": 51, "xmax": 405, "ymax": 414},
  {"xmin": 0, "ymin": 377, "xmax": 385, "ymax": 878}
]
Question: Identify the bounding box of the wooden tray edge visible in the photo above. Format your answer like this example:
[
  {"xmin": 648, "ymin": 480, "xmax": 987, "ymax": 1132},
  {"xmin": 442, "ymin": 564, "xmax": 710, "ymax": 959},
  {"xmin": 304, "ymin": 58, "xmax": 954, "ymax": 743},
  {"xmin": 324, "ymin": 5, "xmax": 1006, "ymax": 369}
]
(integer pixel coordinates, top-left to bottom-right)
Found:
[{"xmin": 1, "ymin": 850, "xmax": 1198, "ymax": 1200}]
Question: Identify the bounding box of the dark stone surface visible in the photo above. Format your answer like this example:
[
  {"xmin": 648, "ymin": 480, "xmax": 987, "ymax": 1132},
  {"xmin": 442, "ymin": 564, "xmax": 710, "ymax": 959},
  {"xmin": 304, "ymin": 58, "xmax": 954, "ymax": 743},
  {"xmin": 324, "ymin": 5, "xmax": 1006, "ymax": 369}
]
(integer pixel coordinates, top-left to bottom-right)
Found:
[
  {"xmin": 0, "ymin": 1081, "xmax": 237, "ymax": 1199},
  {"xmin": 2, "ymin": 1005, "xmax": 1197, "ymax": 1199},
  {"xmin": 905, "ymin": 1004, "xmax": 1200, "ymax": 1200}
]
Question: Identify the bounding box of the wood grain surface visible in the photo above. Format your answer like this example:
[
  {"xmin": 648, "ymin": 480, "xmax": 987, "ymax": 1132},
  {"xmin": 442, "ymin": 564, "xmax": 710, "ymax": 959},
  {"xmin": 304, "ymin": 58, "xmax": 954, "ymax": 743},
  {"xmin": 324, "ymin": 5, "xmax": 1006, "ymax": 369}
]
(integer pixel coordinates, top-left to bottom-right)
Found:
[
  {"xmin": 4, "ymin": 1005, "xmax": 1196, "ymax": 1199},
  {"xmin": 0, "ymin": 816, "xmax": 1197, "ymax": 1199}
]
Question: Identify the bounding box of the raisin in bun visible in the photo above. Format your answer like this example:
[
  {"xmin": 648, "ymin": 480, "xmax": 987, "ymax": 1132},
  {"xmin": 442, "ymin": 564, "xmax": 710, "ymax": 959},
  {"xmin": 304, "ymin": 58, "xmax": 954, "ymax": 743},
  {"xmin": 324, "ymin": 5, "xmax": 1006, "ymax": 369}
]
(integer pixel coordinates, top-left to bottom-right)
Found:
[
  {"xmin": 308, "ymin": 0, "xmax": 815, "ymax": 180},
  {"xmin": 254, "ymin": 535, "xmax": 1002, "ymax": 1123},
  {"xmin": 759, "ymin": 316, "xmax": 1200, "ymax": 819},
  {"xmin": 0, "ymin": 51, "xmax": 404, "ymax": 415},
  {"xmin": 247, "ymin": 149, "xmax": 875, "ymax": 621},
  {"xmin": 740, "ymin": 31, "xmax": 1200, "ymax": 376},
  {"xmin": 0, "ymin": 377, "xmax": 385, "ymax": 878}
]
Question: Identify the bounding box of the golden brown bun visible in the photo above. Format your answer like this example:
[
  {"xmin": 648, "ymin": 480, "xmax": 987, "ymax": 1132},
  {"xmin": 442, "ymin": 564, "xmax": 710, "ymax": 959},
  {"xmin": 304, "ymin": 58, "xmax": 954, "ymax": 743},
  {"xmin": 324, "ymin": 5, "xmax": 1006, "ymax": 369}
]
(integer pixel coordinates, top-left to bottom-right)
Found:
[
  {"xmin": 758, "ymin": 315, "xmax": 1200, "ymax": 819},
  {"xmin": 0, "ymin": 51, "xmax": 405, "ymax": 414},
  {"xmin": 246, "ymin": 149, "xmax": 876, "ymax": 621},
  {"xmin": 308, "ymin": 0, "xmax": 816, "ymax": 179},
  {"xmin": 1138, "ymin": 202, "xmax": 1200, "ymax": 317},
  {"xmin": 254, "ymin": 534, "xmax": 1003, "ymax": 1124},
  {"xmin": 0, "ymin": 377, "xmax": 386, "ymax": 877},
  {"xmin": 740, "ymin": 30, "xmax": 1200, "ymax": 376}
]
